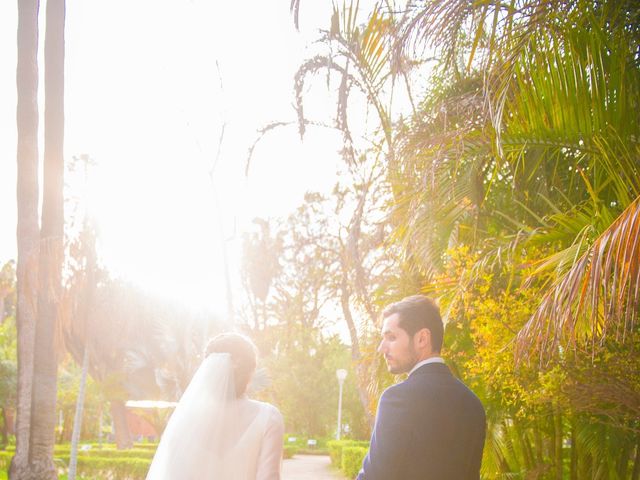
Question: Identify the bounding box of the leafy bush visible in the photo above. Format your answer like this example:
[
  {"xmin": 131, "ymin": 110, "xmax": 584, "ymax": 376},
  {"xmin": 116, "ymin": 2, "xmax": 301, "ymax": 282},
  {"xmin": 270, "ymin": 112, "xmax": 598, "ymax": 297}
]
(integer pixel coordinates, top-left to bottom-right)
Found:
[
  {"xmin": 56, "ymin": 456, "xmax": 151, "ymax": 479},
  {"xmin": 75, "ymin": 448, "xmax": 155, "ymax": 459},
  {"xmin": 132, "ymin": 443, "xmax": 158, "ymax": 451},
  {"xmin": 327, "ymin": 439, "xmax": 369, "ymax": 467},
  {"xmin": 341, "ymin": 446, "xmax": 368, "ymax": 479},
  {"xmin": 283, "ymin": 434, "xmax": 330, "ymax": 454},
  {"xmin": 0, "ymin": 451, "xmax": 11, "ymax": 472},
  {"xmin": 283, "ymin": 444, "xmax": 298, "ymax": 459}
]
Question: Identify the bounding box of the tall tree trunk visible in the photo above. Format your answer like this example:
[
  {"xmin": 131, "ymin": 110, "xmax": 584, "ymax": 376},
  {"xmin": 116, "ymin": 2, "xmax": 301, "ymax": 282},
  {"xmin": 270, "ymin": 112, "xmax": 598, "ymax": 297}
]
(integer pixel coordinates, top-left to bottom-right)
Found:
[
  {"xmin": 10, "ymin": 0, "xmax": 41, "ymax": 478},
  {"xmin": 110, "ymin": 400, "xmax": 133, "ymax": 450},
  {"xmin": 28, "ymin": 0, "xmax": 65, "ymax": 478},
  {"xmin": 339, "ymin": 279, "xmax": 373, "ymax": 428}
]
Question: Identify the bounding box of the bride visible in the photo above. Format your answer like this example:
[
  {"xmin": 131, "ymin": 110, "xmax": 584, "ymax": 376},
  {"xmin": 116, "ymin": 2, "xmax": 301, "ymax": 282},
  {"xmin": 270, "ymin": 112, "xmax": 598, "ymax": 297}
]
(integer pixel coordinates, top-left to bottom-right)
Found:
[{"xmin": 146, "ymin": 333, "xmax": 284, "ymax": 480}]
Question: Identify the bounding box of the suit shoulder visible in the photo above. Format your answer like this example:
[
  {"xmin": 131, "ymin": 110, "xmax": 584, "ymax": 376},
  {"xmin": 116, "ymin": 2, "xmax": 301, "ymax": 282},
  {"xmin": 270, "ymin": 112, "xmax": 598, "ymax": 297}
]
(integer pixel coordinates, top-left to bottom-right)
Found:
[{"xmin": 380, "ymin": 380, "xmax": 413, "ymax": 403}]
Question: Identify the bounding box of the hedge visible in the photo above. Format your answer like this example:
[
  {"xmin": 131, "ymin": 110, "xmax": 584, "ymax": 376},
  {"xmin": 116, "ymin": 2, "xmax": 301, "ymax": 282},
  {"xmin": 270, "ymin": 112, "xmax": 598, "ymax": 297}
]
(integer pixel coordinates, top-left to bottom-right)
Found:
[
  {"xmin": 283, "ymin": 434, "xmax": 331, "ymax": 455},
  {"xmin": 327, "ymin": 439, "xmax": 369, "ymax": 467},
  {"xmin": 56, "ymin": 456, "xmax": 151, "ymax": 479},
  {"xmin": 283, "ymin": 444, "xmax": 298, "ymax": 459},
  {"xmin": 0, "ymin": 452, "xmax": 10, "ymax": 472},
  {"xmin": 4, "ymin": 443, "xmax": 158, "ymax": 453},
  {"xmin": 341, "ymin": 446, "xmax": 368, "ymax": 479},
  {"xmin": 0, "ymin": 451, "xmax": 151, "ymax": 480},
  {"xmin": 74, "ymin": 448, "xmax": 155, "ymax": 460}
]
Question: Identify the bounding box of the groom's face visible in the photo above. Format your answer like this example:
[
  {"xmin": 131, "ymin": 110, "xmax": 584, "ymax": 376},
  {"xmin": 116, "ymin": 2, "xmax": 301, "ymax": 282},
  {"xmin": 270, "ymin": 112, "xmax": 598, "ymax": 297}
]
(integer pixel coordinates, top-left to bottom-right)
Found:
[{"xmin": 378, "ymin": 313, "xmax": 418, "ymax": 374}]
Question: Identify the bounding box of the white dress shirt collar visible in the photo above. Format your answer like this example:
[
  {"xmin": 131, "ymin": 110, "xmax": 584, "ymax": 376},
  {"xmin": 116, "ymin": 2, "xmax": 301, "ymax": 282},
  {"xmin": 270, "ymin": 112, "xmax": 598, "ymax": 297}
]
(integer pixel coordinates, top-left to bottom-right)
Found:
[{"xmin": 409, "ymin": 356, "xmax": 445, "ymax": 376}]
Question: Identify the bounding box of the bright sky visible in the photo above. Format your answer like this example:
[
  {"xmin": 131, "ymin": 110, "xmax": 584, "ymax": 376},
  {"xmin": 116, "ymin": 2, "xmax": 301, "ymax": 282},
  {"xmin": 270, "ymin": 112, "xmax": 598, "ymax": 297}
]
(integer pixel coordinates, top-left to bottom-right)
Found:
[{"xmin": 0, "ymin": 0, "xmax": 357, "ymax": 315}]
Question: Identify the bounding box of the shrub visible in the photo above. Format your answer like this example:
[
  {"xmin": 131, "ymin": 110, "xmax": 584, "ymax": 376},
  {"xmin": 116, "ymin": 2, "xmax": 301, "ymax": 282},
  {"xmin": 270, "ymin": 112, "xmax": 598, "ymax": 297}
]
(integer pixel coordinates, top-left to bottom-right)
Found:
[
  {"xmin": 283, "ymin": 434, "xmax": 330, "ymax": 455},
  {"xmin": 341, "ymin": 446, "xmax": 368, "ymax": 479},
  {"xmin": 327, "ymin": 440, "xmax": 342, "ymax": 466},
  {"xmin": 327, "ymin": 440, "xmax": 369, "ymax": 467},
  {"xmin": 76, "ymin": 448, "xmax": 155, "ymax": 460},
  {"xmin": 132, "ymin": 443, "xmax": 158, "ymax": 451},
  {"xmin": 283, "ymin": 444, "xmax": 298, "ymax": 459},
  {"xmin": 57, "ymin": 456, "xmax": 151, "ymax": 480},
  {"xmin": 0, "ymin": 451, "xmax": 11, "ymax": 472}
]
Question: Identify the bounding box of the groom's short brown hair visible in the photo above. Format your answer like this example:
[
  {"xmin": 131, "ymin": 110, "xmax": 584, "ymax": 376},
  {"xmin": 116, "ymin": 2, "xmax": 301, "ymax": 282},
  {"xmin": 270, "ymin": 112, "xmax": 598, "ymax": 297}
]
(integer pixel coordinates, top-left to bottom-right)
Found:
[
  {"xmin": 383, "ymin": 295, "xmax": 444, "ymax": 352},
  {"xmin": 205, "ymin": 332, "xmax": 258, "ymax": 397}
]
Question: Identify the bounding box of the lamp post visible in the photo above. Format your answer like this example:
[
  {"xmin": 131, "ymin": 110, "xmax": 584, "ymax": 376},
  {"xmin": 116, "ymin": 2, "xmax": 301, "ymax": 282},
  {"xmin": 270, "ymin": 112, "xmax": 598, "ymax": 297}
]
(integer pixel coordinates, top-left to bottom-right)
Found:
[{"xmin": 336, "ymin": 369, "xmax": 348, "ymax": 440}]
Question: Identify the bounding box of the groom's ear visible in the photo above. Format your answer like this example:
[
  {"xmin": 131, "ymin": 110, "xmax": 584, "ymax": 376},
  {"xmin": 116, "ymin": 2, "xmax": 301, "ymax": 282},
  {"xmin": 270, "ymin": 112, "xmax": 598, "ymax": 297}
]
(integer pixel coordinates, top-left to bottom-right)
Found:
[{"xmin": 414, "ymin": 327, "xmax": 432, "ymax": 352}]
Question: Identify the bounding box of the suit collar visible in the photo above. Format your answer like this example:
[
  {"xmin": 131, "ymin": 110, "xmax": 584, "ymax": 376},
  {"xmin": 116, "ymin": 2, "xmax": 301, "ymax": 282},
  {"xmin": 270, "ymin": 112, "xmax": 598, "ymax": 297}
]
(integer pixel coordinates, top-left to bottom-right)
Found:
[
  {"xmin": 408, "ymin": 356, "xmax": 445, "ymax": 376},
  {"xmin": 409, "ymin": 361, "xmax": 451, "ymax": 377}
]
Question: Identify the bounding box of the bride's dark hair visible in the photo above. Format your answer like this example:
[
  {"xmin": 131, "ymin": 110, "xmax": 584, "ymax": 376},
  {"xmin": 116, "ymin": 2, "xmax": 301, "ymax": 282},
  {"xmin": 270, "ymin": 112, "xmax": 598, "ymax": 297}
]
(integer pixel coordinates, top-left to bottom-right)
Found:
[{"xmin": 205, "ymin": 332, "xmax": 258, "ymax": 397}]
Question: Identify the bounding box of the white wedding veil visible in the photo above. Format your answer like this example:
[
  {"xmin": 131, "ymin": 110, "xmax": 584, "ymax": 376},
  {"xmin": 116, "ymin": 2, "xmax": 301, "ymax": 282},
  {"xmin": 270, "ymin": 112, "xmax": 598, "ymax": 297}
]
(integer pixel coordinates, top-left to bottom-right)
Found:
[{"xmin": 145, "ymin": 353, "xmax": 239, "ymax": 480}]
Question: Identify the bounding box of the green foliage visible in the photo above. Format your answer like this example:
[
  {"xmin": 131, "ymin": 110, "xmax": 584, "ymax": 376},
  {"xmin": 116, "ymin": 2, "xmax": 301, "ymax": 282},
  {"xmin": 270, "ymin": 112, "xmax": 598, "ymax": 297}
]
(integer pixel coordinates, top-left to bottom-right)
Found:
[
  {"xmin": 327, "ymin": 439, "xmax": 369, "ymax": 469},
  {"xmin": 283, "ymin": 444, "xmax": 298, "ymax": 459},
  {"xmin": 0, "ymin": 451, "xmax": 10, "ymax": 473},
  {"xmin": 56, "ymin": 360, "xmax": 106, "ymax": 442},
  {"xmin": 57, "ymin": 456, "xmax": 151, "ymax": 480},
  {"xmin": 0, "ymin": 318, "xmax": 17, "ymax": 412},
  {"xmin": 341, "ymin": 446, "xmax": 368, "ymax": 479},
  {"xmin": 436, "ymin": 245, "xmax": 640, "ymax": 478},
  {"xmin": 1, "ymin": 446, "xmax": 152, "ymax": 479},
  {"xmin": 260, "ymin": 334, "xmax": 366, "ymax": 439}
]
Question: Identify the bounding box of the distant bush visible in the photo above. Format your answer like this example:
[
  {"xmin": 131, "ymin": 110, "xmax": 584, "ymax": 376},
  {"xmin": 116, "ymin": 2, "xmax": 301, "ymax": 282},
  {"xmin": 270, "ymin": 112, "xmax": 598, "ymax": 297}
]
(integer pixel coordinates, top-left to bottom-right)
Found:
[
  {"xmin": 341, "ymin": 446, "xmax": 368, "ymax": 479},
  {"xmin": 283, "ymin": 444, "xmax": 298, "ymax": 459},
  {"xmin": 56, "ymin": 455, "xmax": 151, "ymax": 479},
  {"xmin": 0, "ymin": 451, "xmax": 11, "ymax": 472},
  {"xmin": 327, "ymin": 439, "xmax": 369, "ymax": 468},
  {"xmin": 0, "ymin": 449, "xmax": 153, "ymax": 480},
  {"xmin": 283, "ymin": 434, "xmax": 330, "ymax": 454},
  {"xmin": 76, "ymin": 448, "xmax": 155, "ymax": 459}
]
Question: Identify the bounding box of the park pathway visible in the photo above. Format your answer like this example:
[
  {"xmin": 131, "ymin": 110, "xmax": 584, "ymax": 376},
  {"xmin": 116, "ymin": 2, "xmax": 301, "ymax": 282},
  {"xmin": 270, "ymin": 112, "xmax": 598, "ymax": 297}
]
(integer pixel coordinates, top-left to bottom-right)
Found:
[{"xmin": 282, "ymin": 454, "xmax": 348, "ymax": 480}]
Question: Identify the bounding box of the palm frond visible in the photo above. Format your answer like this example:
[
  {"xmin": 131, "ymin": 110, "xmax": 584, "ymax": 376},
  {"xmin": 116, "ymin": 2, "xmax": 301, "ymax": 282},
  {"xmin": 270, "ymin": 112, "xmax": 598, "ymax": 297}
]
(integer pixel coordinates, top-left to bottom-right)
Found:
[{"xmin": 516, "ymin": 195, "xmax": 640, "ymax": 363}]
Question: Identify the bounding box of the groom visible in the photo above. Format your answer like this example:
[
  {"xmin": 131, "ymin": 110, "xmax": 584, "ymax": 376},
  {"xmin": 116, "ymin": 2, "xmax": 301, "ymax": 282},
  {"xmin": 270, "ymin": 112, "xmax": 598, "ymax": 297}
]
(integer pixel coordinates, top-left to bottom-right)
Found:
[{"xmin": 357, "ymin": 295, "xmax": 486, "ymax": 479}]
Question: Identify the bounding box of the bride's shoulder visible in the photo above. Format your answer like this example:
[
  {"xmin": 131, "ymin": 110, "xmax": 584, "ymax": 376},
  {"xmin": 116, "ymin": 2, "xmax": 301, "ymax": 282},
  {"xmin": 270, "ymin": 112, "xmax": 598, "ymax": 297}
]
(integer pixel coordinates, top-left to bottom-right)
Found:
[{"xmin": 249, "ymin": 399, "xmax": 282, "ymax": 416}]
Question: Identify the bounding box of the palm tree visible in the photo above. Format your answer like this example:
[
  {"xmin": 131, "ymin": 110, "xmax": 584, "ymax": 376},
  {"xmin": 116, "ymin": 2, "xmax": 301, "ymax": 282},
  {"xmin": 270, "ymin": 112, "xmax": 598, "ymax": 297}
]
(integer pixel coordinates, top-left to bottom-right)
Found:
[
  {"xmin": 389, "ymin": 0, "xmax": 640, "ymax": 351},
  {"xmin": 28, "ymin": 0, "xmax": 66, "ymax": 477},
  {"xmin": 517, "ymin": 195, "xmax": 640, "ymax": 362},
  {"xmin": 10, "ymin": 0, "xmax": 40, "ymax": 477}
]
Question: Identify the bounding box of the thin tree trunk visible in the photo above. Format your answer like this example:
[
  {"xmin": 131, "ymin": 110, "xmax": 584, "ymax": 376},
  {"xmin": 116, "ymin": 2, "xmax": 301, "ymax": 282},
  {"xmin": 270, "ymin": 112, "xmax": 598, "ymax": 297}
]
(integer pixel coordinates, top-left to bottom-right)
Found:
[
  {"xmin": 28, "ymin": 0, "xmax": 65, "ymax": 478},
  {"xmin": 553, "ymin": 405, "xmax": 563, "ymax": 479},
  {"xmin": 498, "ymin": 421, "xmax": 514, "ymax": 473},
  {"xmin": 631, "ymin": 432, "xmax": 640, "ymax": 480},
  {"xmin": 570, "ymin": 418, "xmax": 577, "ymax": 480},
  {"xmin": 0, "ymin": 407, "xmax": 8, "ymax": 446},
  {"xmin": 533, "ymin": 419, "xmax": 544, "ymax": 469},
  {"xmin": 10, "ymin": 0, "xmax": 41, "ymax": 478},
  {"xmin": 68, "ymin": 345, "xmax": 89, "ymax": 480},
  {"xmin": 513, "ymin": 418, "xmax": 533, "ymax": 471},
  {"xmin": 339, "ymin": 280, "xmax": 373, "ymax": 428},
  {"xmin": 110, "ymin": 400, "xmax": 133, "ymax": 450}
]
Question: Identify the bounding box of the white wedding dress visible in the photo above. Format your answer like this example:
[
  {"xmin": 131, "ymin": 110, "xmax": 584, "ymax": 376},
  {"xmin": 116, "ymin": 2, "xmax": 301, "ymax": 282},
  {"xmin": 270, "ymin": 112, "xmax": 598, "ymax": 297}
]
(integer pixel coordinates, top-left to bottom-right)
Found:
[{"xmin": 146, "ymin": 354, "xmax": 284, "ymax": 480}]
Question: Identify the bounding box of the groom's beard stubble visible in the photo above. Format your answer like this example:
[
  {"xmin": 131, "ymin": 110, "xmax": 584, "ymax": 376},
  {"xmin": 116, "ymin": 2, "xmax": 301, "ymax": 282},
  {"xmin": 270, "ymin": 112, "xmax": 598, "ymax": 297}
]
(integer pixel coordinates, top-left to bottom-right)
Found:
[{"xmin": 386, "ymin": 347, "xmax": 419, "ymax": 375}]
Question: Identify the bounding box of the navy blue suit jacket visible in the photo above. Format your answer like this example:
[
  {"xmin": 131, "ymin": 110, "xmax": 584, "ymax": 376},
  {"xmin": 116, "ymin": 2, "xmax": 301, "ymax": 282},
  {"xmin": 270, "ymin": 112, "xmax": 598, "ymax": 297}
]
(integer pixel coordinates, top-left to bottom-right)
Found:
[{"xmin": 357, "ymin": 362, "xmax": 486, "ymax": 480}]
